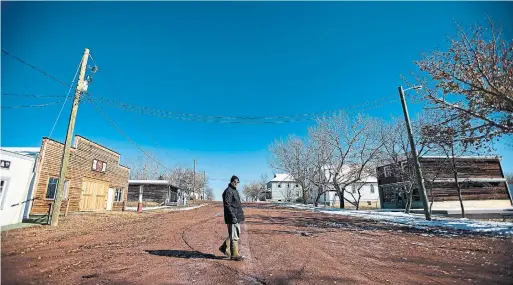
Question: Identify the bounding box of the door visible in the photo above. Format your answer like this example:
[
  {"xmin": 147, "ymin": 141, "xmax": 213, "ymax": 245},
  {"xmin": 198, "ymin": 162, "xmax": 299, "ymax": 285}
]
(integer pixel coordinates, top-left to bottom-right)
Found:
[
  {"xmin": 106, "ymin": 188, "xmax": 115, "ymax": 211},
  {"xmin": 80, "ymin": 179, "xmax": 109, "ymax": 211}
]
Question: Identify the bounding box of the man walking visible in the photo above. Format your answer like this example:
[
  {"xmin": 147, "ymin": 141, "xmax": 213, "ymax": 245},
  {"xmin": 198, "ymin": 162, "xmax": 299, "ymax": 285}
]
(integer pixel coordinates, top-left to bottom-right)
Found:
[{"xmin": 219, "ymin": 175, "xmax": 245, "ymax": 261}]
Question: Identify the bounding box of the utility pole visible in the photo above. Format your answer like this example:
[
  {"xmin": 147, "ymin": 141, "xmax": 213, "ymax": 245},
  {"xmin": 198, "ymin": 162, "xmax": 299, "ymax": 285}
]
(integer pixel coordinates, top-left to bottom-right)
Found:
[
  {"xmin": 398, "ymin": 86, "xmax": 431, "ymax": 221},
  {"xmin": 203, "ymin": 171, "xmax": 206, "ymax": 200},
  {"xmin": 193, "ymin": 159, "xmax": 196, "ymax": 201},
  {"xmin": 50, "ymin": 48, "xmax": 90, "ymax": 226}
]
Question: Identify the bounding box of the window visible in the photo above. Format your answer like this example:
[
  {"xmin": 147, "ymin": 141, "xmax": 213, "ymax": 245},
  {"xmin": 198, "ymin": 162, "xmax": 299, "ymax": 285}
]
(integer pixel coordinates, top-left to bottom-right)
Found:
[
  {"xmin": 1, "ymin": 160, "xmax": 11, "ymax": 169},
  {"xmin": 114, "ymin": 188, "xmax": 123, "ymax": 202},
  {"xmin": 287, "ymin": 183, "xmax": 290, "ymax": 188},
  {"xmin": 278, "ymin": 184, "xmax": 281, "ymax": 188},
  {"xmin": 370, "ymin": 184, "xmax": 375, "ymax": 194},
  {"xmin": 45, "ymin": 178, "xmax": 68, "ymax": 200},
  {"xmin": 384, "ymin": 166, "xmax": 390, "ymax": 177},
  {"xmin": 92, "ymin": 159, "xmax": 107, "ymax": 173},
  {"xmin": 0, "ymin": 179, "xmax": 7, "ymax": 210}
]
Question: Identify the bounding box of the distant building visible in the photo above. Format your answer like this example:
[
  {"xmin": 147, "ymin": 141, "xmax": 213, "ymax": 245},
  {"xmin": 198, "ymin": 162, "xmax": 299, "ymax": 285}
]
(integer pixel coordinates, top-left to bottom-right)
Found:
[
  {"xmin": 267, "ymin": 174, "xmax": 302, "ymax": 202},
  {"xmin": 127, "ymin": 180, "xmax": 180, "ymax": 207},
  {"xmin": 0, "ymin": 148, "xmax": 38, "ymax": 226},
  {"xmin": 377, "ymin": 156, "xmax": 512, "ymax": 210},
  {"xmin": 311, "ymin": 165, "xmax": 380, "ymax": 209}
]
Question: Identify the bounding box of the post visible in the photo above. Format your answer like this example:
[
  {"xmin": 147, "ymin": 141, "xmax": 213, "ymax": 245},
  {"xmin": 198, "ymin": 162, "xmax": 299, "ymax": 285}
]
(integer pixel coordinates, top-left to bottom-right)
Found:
[
  {"xmin": 137, "ymin": 185, "xmax": 143, "ymax": 213},
  {"xmin": 203, "ymin": 171, "xmax": 206, "ymax": 200},
  {"xmin": 398, "ymin": 86, "xmax": 431, "ymax": 220},
  {"xmin": 50, "ymin": 48, "xmax": 89, "ymax": 226},
  {"xmin": 193, "ymin": 159, "xmax": 196, "ymax": 201}
]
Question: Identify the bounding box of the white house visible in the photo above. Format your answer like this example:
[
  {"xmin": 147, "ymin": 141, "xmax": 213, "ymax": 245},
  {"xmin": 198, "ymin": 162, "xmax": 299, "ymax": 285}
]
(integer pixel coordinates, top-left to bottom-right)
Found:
[
  {"xmin": 0, "ymin": 148, "xmax": 38, "ymax": 226},
  {"xmin": 267, "ymin": 174, "xmax": 303, "ymax": 202},
  {"xmin": 309, "ymin": 165, "xmax": 380, "ymax": 208}
]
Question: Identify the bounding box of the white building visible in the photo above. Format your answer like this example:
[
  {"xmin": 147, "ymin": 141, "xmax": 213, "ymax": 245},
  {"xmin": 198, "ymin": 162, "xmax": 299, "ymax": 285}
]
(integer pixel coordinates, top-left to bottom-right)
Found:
[
  {"xmin": 309, "ymin": 165, "xmax": 380, "ymax": 208},
  {"xmin": 267, "ymin": 174, "xmax": 302, "ymax": 202},
  {"xmin": 0, "ymin": 148, "xmax": 39, "ymax": 226}
]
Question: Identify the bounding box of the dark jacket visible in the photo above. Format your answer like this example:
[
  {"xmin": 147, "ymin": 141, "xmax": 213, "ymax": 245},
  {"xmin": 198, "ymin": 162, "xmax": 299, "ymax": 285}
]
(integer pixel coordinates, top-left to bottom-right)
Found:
[{"xmin": 223, "ymin": 184, "xmax": 245, "ymax": 224}]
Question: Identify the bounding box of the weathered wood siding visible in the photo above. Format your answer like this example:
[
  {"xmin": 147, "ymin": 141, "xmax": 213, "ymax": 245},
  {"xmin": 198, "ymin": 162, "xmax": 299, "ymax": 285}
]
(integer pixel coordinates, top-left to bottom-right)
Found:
[
  {"xmin": 30, "ymin": 136, "xmax": 130, "ymax": 215},
  {"xmin": 127, "ymin": 184, "xmax": 179, "ymax": 206},
  {"xmin": 377, "ymin": 157, "xmax": 509, "ymax": 204}
]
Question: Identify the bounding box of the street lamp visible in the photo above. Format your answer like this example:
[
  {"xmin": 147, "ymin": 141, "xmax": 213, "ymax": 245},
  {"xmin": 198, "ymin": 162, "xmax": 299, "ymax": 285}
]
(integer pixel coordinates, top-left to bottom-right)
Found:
[{"xmin": 398, "ymin": 85, "xmax": 432, "ymax": 221}]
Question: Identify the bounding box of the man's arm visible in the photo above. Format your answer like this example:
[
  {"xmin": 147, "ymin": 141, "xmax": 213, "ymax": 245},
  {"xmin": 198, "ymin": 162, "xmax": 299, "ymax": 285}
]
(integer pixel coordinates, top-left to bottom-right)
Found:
[{"xmin": 223, "ymin": 190, "xmax": 238, "ymax": 223}]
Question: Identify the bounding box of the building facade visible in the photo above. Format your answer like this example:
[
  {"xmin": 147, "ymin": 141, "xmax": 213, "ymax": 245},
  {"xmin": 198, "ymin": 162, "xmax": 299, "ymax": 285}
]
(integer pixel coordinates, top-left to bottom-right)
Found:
[
  {"xmin": 377, "ymin": 156, "xmax": 512, "ymax": 210},
  {"xmin": 127, "ymin": 180, "xmax": 180, "ymax": 207},
  {"xmin": 0, "ymin": 149, "xmax": 37, "ymax": 226},
  {"xmin": 267, "ymin": 174, "xmax": 302, "ymax": 202},
  {"xmin": 29, "ymin": 136, "xmax": 130, "ymax": 216}
]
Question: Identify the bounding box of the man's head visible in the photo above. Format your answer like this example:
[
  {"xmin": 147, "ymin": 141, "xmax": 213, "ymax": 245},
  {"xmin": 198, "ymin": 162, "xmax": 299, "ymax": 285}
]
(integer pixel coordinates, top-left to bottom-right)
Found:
[{"xmin": 230, "ymin": 175, "xmax": 240, "ymax": 188}]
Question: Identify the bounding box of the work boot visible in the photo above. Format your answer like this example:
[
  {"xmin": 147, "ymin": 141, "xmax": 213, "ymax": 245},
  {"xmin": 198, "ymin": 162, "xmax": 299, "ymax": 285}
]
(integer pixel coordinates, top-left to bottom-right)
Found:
[
  {"xmin": 218, "ymin": 237, "xmax": 231, "ymax": 258},
  {"xmin": 230, "ymin": 240, "xmax": 244, "ymax": 261}
]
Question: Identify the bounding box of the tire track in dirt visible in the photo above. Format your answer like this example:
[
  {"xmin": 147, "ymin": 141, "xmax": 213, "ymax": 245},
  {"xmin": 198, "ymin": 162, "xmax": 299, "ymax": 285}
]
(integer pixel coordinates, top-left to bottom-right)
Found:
[{"xmin": 180, "ymin": 212, "xmax": 268, "ymax": 285}]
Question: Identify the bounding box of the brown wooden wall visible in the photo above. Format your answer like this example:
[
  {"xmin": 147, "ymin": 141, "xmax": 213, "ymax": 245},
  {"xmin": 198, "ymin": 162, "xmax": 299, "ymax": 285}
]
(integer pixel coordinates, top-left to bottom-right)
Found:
[
  {"xmin": 426, "ymin": 182, "xmax": 509, "ymax": 202},
  {"xmin": 127, "ymin": 184, "xmax": 178, "ymax": 203},
  {"xmin": 377, "ymin": 157, "xmax": 509, "ymax": 203},
  {"xmin": 30, "ymin": 136, "xmax": 130, "ymax": 215}
]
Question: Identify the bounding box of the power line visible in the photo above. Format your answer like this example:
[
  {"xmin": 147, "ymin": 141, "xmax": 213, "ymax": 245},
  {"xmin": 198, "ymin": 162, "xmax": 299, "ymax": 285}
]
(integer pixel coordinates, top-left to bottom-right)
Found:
[
  {"xmin": 88, "ymin": 95, "xmax": 398, "ymax": 124},
  {"xmin": 2, "ymin": 49, "xmax": 70, "ymax": 87},
  {"xmin": 1, "ymin": 101, "xmax": 65, "ymax": 109},
  {"xmin": 48, "ymin": 60, "xmax": 82, "ymax": 139},
  {"xmin": 88, "ymin": 52, "xmax": 181, "ymax": 166},
  {"xmin": 86, "ymin": 97, "xmax": 173, "ymax": 173},
  {"xmin": 2, "ymin": 93, "xmax": 66, "ymax": 98},
  {"xmin": 4, "ymin": 49, "xmax": 399, "ymax": 124}
]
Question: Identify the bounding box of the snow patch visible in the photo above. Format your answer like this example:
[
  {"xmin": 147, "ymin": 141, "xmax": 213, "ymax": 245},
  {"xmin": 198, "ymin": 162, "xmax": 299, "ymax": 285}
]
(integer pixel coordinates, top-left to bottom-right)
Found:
[
  {"xmin": 125, "ymin": 204, "xmax": 206, "ymax": 212},
  {"xmin": 277, "ymin": 202, "xmax": 513, "ymax": 236}
]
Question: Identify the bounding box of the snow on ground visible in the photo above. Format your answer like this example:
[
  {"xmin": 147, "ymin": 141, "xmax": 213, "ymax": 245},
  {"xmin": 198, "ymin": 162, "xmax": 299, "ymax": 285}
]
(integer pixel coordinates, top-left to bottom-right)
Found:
[
  {"xmin": 125, "ymin": 204, "xmax": 206, "ymax": 212},
  {"xmin": 278, "ymin": 203, "xmax": 513, "ymax": 237}
]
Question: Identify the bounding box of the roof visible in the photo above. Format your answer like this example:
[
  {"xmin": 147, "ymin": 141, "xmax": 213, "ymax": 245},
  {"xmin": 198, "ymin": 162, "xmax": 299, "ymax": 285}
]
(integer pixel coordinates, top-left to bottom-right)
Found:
[
  {"xmin": 129, "ymin": 180, "xmax": 177, "ymax": 187},
  {"xmin": 421, "ymin": 156, "xmax": 500, "ymax": 160},
  {"xmin": 1, "ymin": 147, "xmax": 40, "ymax": 158},
  {"xmin": 0, "ymin": 149, "xmax": 37, "ymax": 161},
  {"xmin": 269, "ymin": 174, "xmax": 297, "ymax": 182}
]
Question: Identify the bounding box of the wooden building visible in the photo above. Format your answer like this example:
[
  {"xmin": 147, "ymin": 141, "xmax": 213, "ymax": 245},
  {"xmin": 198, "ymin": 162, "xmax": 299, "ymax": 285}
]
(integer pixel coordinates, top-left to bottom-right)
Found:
[
  {"xmin": 377, "ymin": 156, "xmax": 512, "ymax": 210},
  {"xmin": 29, "ymin": 136, "xmax": 130, "ymax": 216},
  {"xmin": 127, "ymin": 180, "xmax": 180, "ymax": 207}
]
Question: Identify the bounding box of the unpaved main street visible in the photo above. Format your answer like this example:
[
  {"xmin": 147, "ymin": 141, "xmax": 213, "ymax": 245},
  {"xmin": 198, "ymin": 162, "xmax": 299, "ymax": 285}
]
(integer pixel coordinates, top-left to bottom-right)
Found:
[{"xmin": 2, "ymin": 203, "xmax": 512, "ymax": 285}]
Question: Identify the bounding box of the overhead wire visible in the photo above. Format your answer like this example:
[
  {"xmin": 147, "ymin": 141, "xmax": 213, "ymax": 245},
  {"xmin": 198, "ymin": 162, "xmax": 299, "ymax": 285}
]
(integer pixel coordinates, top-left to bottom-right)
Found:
[
  {"xmin": 88, "ymin": 53, "xmax": 181, "ymax": 166},
  {"xmin": 88, "ymin": 95, "xmax": 399, "ymax": 124},
  {"xmin": 48, "ymin": 60, "xmax": 82, "ymax": 138},
  {"xmin": 1, "ymin": 101, "xmax": 66, "ymax": 109},
  {"xmin": 2, "ymin": 93, "xmax": 66, "ymax": 98},
  {"xmin": 86, "ymin": 97, "xmax": 173, "ymax": 173},
  {"xmin": 2, "ymin": 49, "xmax": 70, "ymax": 87}
]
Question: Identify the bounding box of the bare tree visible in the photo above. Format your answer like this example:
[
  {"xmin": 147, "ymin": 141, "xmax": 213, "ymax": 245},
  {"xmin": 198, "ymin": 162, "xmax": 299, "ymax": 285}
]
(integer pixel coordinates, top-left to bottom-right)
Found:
[
  {"xmin": 411, "ymin": 18, "xmax": 513, "ymax": 144},
  {"xmin": 315, "ymin": 112, "xmax": 384, "ymax": 209},
  {"xmin": 421, "ymin": 107, "xmax": 494, "ymax": 218},
  {"xmin": 205, "ymin": 187, "xmax": 215, "ymax": 201},
  {"xmin": 167, "ymin": 167, "xmax": 206, "ymax": 201},
  {"xmin": 308, "ymin": 125, "xmax": 336, "ymax": 206},
  {"xmin": 505, "ymin": 172, "xmax": 513, "ymax": 184},
  {"xmin": 129, "ymin": 153, "xmax": 163, "ymax": 180},
  {"xmin": 269, "ymin": 135, "xmax": 316, "ymax": 204},
  {"xmin": 378, "ymin": 116, "xmax": 436, "ymax": 213}
]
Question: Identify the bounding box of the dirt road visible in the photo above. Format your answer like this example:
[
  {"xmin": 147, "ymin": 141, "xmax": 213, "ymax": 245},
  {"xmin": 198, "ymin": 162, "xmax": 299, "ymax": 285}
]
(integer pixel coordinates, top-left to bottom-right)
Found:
[{"xmin": 2, "ymin": 203, "xmax": 512, "ymax": 285}]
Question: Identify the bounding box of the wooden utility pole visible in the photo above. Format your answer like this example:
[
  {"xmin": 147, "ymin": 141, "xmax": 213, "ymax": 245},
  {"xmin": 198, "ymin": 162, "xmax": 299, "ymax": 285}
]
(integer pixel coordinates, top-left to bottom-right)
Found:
[
  {"xmin": 203, "ymin": 171, "xmax": 206, "ymax": 200},
  {"xmin": 193, "ymin": 159, "xmax": 196, "ymax": 200},
  {"xmin": 398, "ymin": 86, "xmax": 431, "ymax": 221},
  {"xmin": 50, "ymin": 48, "xmax": 89, "ymax": 226}
]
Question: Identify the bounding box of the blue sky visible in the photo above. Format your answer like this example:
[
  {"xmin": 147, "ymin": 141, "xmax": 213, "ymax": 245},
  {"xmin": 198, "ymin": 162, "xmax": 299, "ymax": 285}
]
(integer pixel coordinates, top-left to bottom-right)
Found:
[{"xmin": 2, "ymin": 2, "xmax": 512, "ymax": 201}]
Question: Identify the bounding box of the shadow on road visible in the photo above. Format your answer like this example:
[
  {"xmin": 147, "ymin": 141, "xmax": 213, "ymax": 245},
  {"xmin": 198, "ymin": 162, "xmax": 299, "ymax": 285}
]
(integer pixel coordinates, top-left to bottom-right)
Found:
[{"xmin": 145, "ymin": 249, "xmax": 226, "ymax": 260}]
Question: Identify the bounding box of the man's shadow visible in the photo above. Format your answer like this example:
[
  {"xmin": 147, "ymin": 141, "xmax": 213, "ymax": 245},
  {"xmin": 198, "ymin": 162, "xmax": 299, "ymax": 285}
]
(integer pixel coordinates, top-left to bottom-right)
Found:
[{"xmin": 145, "ymin": 250, "xmax": 226, "ymax": 260}]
